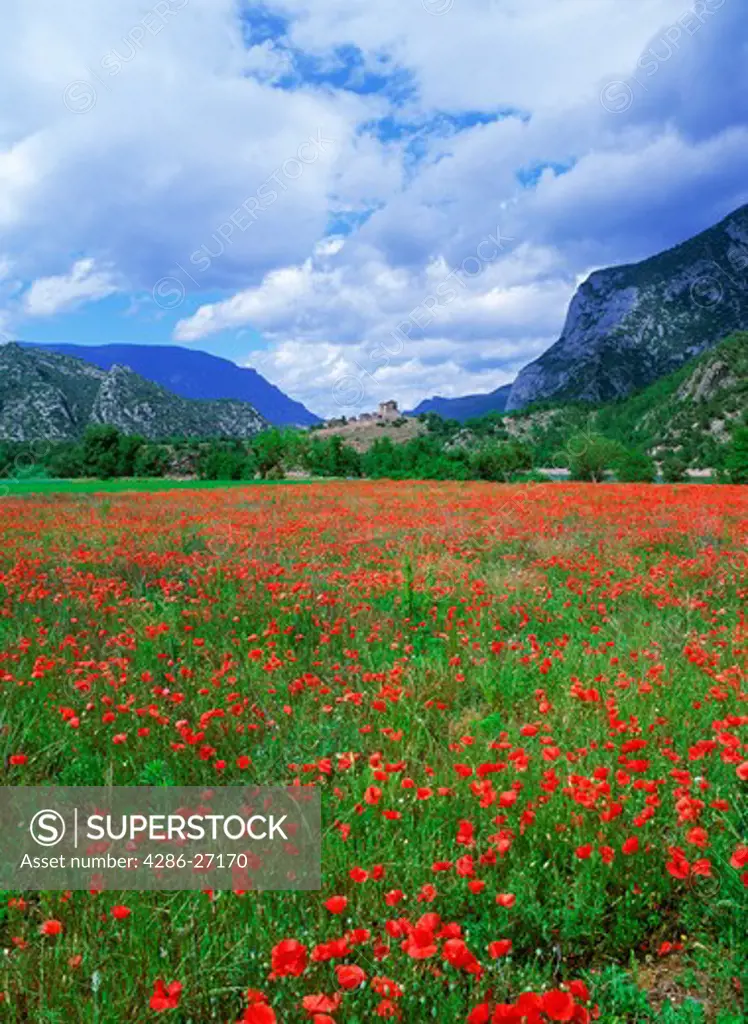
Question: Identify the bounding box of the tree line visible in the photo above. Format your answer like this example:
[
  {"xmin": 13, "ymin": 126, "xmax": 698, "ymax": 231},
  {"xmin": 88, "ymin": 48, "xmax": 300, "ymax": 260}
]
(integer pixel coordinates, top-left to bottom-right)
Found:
[{"xmin": 1, "ymin": 418, "xmax": 747, "ymax": 484}]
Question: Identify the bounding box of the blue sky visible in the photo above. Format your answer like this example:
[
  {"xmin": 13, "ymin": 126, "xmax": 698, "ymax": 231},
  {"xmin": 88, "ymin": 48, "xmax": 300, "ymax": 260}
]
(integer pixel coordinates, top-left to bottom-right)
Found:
[{"xmin": 1, "ymin": 0, "xmax": 746, "ymax": 416}]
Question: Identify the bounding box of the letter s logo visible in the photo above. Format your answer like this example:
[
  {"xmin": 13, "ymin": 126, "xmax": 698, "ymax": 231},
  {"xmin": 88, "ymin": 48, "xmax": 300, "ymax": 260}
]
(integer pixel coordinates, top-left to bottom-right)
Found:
[{"xmin": 30, "ymin": 810, "xmax": 66, "ymax": 846}]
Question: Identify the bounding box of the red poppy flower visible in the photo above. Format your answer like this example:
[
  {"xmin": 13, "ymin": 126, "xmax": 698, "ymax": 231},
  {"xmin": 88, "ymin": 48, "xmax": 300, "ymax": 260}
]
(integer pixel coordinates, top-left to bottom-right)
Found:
[
  {"xmin": 301, "ymin": 993, "xmax": 341, "ymax": 1015},
  {"xmin": 324, "ymin": 895, "xmax": 348, "ymax": 914},
  {"xmin": 442, "ymin": 937, "xmax": 480, "ymax": 973},
  {"xmin": 541, "ymin": 989, "xmax": 576, "ymax": 1021},
  {"xmin": 150, "ymin": 979, "xmax": 182, "ymax": 1012},
  {"xmin": 271, "ymin": 939, "xmax": 308, "ymax": 977},
  {"xmin": 242, "ymin": 1003, "xmax": 277, "ymax": 1024},
  {"xmin": 568, "ymin": 980, "xmax": 590, "ymax": 1003},
  {"xmin": 491, "ymin": 1005, "xmax": 524, "ymax": 1022},
  {"xmin": 40, "ymin": 919, "xmax": 63, "ymax": 936},
  {"xmin": 488, "ymin": 939, "xmax": 512, "ymax": 958},
  {"xmin": 336, "ymin": 963, "xmax": 366, "ymax": 989},
  {"xmin": 730, "ymin": 844, "xmax": 748, "ymax": 870},
  {"xmin": 402, "ymin": 926, "xmax": 438, "ymax": 960}
]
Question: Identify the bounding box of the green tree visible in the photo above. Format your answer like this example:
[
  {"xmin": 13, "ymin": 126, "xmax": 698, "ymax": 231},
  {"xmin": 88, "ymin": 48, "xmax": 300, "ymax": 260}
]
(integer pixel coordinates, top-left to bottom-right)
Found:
[
  {"xmin": 362, "ymin": 437, "xmax": 402, "ymax": 478},
  {"xmin": 80, "ymin": 425, "xmax": 123, "ymax": 479},
  {"xmin": 568, "ymin": 433, "xmax": 620, "ymax": 482},
  {"xmin": 47, "ymin": 442, "xmax": 85, "ymax": 479},
  {"xmin": 251, "ymin": 428, "xmax": 290, "ymax": 479},
  {"xmin": 303, "ymin": 436, "xmax": 361, "ymax": 477},
  {"xmin": 725, "ymin": 426, "xmax": 748, "ymax": 483},
  {"xmin": 613, "ymin": 447, "xmax": 656, "ymax": 483},
  {"xmin": 470, "ymin": 442, "xmax": 532, "ymax": 481},
  {"xmin": 116, "ymin": 433, "xmax": 146, "ymax": 477},
  {"xmin": 199, "ymin": 440, "xmax": 250, "ymax": 480},
  {"xmin": 134, "ymin": 445, "xmax": 170, "ymax": 478},
  {"xmin": 660, "ymin": 451, "xmax": 688, "ymax": 483}
]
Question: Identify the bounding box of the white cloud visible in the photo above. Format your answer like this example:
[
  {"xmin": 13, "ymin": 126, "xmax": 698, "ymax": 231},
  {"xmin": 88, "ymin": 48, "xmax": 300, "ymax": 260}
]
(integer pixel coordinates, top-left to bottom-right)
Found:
[
  {"xmin": 270, "ymin": 0, "xmax": 690, "ymax": 112},
  {"xmin": 0, "ymin": 0, "xmax": 376, "ymax": 291},
  {"xmin": 176, "ymin": 236, "xmax": 574, "ymax": 415},
  {"xmin": 23, "ymin": 258, "xmax": 120, "ymax": 316}
]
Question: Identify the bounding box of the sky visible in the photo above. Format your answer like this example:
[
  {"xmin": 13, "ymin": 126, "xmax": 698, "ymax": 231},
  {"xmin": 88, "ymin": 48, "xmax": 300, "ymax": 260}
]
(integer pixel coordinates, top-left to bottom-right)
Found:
[{"xmin": 1, "ymin": 0, "xmax": 746, "ymax": 418}]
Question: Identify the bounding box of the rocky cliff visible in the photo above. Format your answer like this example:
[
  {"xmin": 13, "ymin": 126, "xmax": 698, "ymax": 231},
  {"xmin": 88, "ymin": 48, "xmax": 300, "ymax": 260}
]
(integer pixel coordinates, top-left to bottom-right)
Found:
[{"xmin": 506, "ymin": 203, "xmax": 748, "ymax": 411}]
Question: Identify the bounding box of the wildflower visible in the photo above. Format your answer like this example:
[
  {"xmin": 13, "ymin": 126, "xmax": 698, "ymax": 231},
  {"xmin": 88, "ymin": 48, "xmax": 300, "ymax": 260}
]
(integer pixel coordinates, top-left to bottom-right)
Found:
[
  {"xmin": 335, "ymin": 964, "xmax": 366, "ymax": 989},
  {"xmin": 271, "ymin": 939, "xmax": 307, "ymax": 977},
  {"xmin": 150, "ymin": 979, "xmax": 182, "ymax": 1011},
  {"xmin": 488, "ymin": 939, "xmax": 512, "ymax": 958}
]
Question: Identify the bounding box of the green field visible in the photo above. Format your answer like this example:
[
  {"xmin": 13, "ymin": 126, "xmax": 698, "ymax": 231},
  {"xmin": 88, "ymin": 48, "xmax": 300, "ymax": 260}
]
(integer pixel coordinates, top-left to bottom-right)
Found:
[{"xmin": 0, "ymin": 477, "xmax": 309, "ymax": 496}]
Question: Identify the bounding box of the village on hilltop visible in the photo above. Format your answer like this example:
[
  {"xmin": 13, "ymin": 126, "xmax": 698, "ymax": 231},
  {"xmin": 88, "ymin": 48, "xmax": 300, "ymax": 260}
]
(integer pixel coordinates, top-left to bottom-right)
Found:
[
  {"xmin": 315, "ymin": 400, "xmax": 426, "ymax": 452},
  {"xmin": 322, "ymin": 399, "xmax": 400, "ymax": 429}
]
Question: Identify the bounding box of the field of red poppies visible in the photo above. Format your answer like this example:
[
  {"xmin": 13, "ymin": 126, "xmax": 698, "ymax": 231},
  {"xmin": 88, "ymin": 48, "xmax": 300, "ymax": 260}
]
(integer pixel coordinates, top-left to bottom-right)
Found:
[{"xmin": 0, "ymin": 481, "xmax": 746, "ymax": 1022}]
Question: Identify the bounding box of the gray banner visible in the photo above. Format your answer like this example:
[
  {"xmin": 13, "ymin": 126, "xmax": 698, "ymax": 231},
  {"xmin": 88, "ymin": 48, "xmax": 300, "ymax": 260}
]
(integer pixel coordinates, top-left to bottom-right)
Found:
[{"xmin": 0, "ymin": 786, "xmax": 320, "ymax": 890}]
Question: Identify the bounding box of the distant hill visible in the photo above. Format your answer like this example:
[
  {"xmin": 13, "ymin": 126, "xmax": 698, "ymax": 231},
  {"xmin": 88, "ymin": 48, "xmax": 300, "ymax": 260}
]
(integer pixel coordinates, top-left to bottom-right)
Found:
[
  {"xmin": 0, "ymin": 344, "xmax": 267, "ymax": 441},
  {"xmin": 503, "ymin": 331, "xmax": 748, "ymax": 467},
  {"xmin": 26, "ymin": 343, "xmax": 320, "ymax": 427},
  {"xmin": 410, "ymin": 384, "xmax": 512, "ymax": 421},
  {"xmin": 313, "ymin": 414, "xmax": 426, "ymax": 453},
  {"xmin": 507, "ymin": 203, "xmax": 748, "ymax": 411}
]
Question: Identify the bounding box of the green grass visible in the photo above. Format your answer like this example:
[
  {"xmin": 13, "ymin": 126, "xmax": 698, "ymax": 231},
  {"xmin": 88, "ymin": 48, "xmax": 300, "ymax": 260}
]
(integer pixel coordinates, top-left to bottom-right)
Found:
[{"xmin": 0, "ymin": 476, "xmax": 312, "ymax": 496}]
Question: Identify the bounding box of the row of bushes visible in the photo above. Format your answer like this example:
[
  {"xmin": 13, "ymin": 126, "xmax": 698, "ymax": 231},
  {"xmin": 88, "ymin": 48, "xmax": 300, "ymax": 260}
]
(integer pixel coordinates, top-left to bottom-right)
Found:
[{"xmin": 2, "ymin": 423, "xmax": 747, "ymax": 484}]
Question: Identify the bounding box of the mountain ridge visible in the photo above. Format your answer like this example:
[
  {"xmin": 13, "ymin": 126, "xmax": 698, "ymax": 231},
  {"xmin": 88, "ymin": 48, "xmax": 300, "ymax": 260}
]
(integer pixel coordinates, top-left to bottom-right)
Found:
[
  {"xmin": 0, "ymin": 344, "xmax": 268, "ymax": 441},
  {"xmin": 23, "ymin": 342, "xmax": 320, "ymax": 427}
]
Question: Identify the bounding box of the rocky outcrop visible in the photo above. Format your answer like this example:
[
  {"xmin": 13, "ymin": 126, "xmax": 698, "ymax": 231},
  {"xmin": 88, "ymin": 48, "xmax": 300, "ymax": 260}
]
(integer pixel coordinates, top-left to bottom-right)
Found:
[
  {"xmin": 506, "ymin": 203, "xmax": 748, "ymax": 410},
  {"xmin": 0, "ymin": 344, "xmax": 267, "ymax": 440}
]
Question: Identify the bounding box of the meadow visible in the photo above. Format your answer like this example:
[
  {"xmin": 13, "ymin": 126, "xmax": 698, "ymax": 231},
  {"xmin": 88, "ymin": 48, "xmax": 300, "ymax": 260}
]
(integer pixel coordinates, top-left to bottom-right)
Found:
[{"xmin": 0, "ymin": 481, "xmax": 745, "ymax": 1022}]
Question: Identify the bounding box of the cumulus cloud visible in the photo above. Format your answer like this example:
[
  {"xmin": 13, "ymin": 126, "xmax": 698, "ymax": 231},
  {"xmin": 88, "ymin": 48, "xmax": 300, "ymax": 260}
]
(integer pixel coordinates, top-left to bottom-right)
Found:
[
  {"xmin": 23, "ymin": 258, "xmax": 120, "ymax": 317},
  {"xmin": 175, "ymin": 234, "xmax": 575, "ymax": 415},
  {"xmin": 0, "ymin": 0, "xmax": 373, "ymax": 289}
]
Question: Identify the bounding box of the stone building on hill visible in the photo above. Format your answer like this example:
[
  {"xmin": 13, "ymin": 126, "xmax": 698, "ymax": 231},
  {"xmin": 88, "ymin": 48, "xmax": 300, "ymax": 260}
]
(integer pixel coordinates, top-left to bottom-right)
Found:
[{"xmin": 378, "ymin": 399, "xmax": 398, "ymax": 419}]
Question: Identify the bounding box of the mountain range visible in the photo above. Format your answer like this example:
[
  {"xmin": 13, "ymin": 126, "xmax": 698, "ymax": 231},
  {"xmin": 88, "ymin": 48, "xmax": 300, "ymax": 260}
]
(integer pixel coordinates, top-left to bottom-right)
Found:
[
  {"xmin": 25, "ymin": 343, "xmax": 319, "ymax": 427},
  {"xmin": 0, "ymin": 344, "xmax": 267, "ymax": 441}
]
